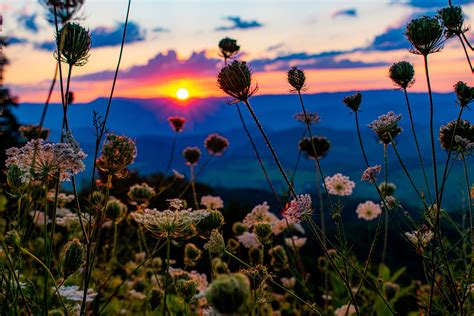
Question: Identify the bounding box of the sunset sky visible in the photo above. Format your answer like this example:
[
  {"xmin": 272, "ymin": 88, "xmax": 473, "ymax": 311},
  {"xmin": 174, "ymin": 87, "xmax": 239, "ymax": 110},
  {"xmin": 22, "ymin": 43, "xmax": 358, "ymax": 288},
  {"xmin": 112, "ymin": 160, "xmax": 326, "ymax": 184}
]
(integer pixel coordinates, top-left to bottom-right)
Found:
[{"xmin": 2, "ymin": 0, "xmax": 473, "ymax": 103}]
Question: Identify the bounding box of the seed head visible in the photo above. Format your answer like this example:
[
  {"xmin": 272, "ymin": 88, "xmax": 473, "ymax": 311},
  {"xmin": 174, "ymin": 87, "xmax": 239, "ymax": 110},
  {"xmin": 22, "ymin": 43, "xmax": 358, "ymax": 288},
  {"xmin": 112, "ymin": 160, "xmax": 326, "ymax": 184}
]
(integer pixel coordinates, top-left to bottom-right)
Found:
[
  {"xmin": 406, "ymin": 16, "xmax": 444, "ymax": 55},
  {"xmin": 379, "ymin": 182, "xmax": 397, "ymax": 197},
  {"xmin": 218, "ymin": 37, "xmax": 240, "ymax": 60},
  {"xmin": 389, "ymin": 61, "xmax": 415, "ymax": 89},
  {"xmin": 106, "ymin": 198, "xmax": 127, "ymax": 222},
  {"xmin": 168, "ymin": 116, "xmax": 186, "ymax": 132},
  {"xmin": 438, "ymin": 6, "xmax": 467, "ymax": 38},
  {"xmin": 294, "ymin": 112, "xmax": 320, "ymax": 125},
  {"xmin": 287, "ymin": 66, "xmax": 306, "ymax": 92},
  {"xmin": 96, "ymin": 134, "xmax": 137, "ymax": 177},
  {"xmin": 204, "ymin": 229, "xmax": 226, "ymax": 255},
  {"xmin": 217, "ymin": 60, "xmax": 257, "ymax": 103},
  {"xmin": 439, "ymin": 119, "xmax": 473, "ymax": 155},
  {"xmin": 183, "ymin": 146, "xmax": 201, "ymax": 166},
  {"xmin": 453, "ymin": 81, "xmax": 473, "ymax": 107},
  {"xmin": 343, "ymin": 92, "xmax": 362, "ymax": 112},
  {"xmin": 204, "ymin": 133, "xmax": 229, "ymax": 156},
  {"xmin": 42, "ymin": 0, "xmax": 84, "ymax": 25},
  {"xmin": 127, "ymin": 183, "xmax": 156, "ymax": 207},
  {"xmin": 61, "ymin": 239, "xmax": 84, "ymax": 277},
  {"xmin": 196, "ymin": 210, "xmax": 225, "ymax": 236},
  {"xmin": 55, "ymin": 22, "xmax": 91, "ymax": 66},
  {"xmin": 253, "ymin": 222, "xmax": 273, "ymax": 244},
  {"xmin": 298, "ymin": 136, "xmax": 331, "ymax": 160},
  {"xmin": 184, "ymin": 243, "xmax": 203, "ymax": 266},
  {"xmin": 368, "ymin": 111, "xmax": 403, "ymax": 144}
]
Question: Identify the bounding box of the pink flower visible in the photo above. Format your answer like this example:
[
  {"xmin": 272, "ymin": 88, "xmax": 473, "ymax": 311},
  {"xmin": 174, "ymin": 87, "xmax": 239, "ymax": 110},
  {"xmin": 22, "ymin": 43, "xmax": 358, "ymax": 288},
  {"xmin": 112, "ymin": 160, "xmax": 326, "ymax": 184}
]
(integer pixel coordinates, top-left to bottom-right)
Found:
[
  {"xmin": 283, "ymin": 194, "xmax": 312, "ymax": 224},
  {"xmin": 325, "ymin": 173, "xmax": 355, "ymax": 196},
  {"xmin": 356, "ymin": 201, "xmax": 382, "ymax": 221},
  {"xmin": 237, "ymin": 232, "xmax": 261, "ymax": 248},
  {"xmin": 361, "ymin": 165, "xmax": 382, "ymax": 183}
]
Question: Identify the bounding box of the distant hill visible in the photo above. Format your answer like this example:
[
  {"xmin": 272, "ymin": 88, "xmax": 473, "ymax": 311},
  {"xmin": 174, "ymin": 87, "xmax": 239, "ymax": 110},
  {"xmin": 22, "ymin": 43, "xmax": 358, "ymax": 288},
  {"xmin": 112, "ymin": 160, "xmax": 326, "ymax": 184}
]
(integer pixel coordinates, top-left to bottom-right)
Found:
[{"xmin": 12, "ymin": 90, "xmax": 473, "ymax": 209}]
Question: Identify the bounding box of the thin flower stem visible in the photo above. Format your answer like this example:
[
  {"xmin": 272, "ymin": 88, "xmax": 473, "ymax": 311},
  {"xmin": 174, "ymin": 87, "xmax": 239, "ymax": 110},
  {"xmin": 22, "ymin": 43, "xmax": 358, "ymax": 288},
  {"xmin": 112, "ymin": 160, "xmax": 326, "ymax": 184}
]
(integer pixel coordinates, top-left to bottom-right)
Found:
[
  {"xmin": 38, "ymin": 62, "xmax": 58, "ymax": 132},
  {"xmin": 190, "ymin": 165, "xmax": 199, "ymax": 209},
  {"xmin": 381, "ymin": 145, "xmax": 389, "ymax": 266},
  {"xmin": 163, "ymin": 235, "xmax": 171, "ymax": 316},
  {"xmin": 43, "ymin": 182, "xmax": 50, "ymax": 315},
  {"xmin": 243, "ymin": 99, "xmax": 297, "ymax": 198},
  {"xmin": 160, "ymin": 132, "xmax": 178, "ymax": 188},
  {"xmin": 461, "ymin": 32, "xmax": 473, "ymax": 51},
  {"xmin": 403, "ymin": 88, "xmax": 432, "ymax": 201},
  {"xmin": 225, "ymin": 250, "xmax": 321, "ymax": 315},
  {"xmin": 236, "ymin": 103, "xmax": 282, "ymax": 207},
  {"xmin": 178, "ymin": 155, "xmax": 213, "ymax": 199},
  {"xmin": 287, "ymin": 129, "xmax": 307, "ymax": 200},
  {"xmin": 89, "ymin": 0, "xmax": 132, "ymax": 199},
  {"xmin": 457, "ymin": 34, "xmax": 473, "ymax": 73}
]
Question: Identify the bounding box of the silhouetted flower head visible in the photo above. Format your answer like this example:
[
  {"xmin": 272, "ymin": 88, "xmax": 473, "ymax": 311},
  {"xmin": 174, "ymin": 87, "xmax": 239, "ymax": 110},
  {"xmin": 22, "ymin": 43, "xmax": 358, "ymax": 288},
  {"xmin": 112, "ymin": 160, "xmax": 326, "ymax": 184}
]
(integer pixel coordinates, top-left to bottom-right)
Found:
[
  {"xmin": 42, "ymin": 0, "xmax": 84, "ymax": 25},
  {"xmin": 379, "ymin": 182, "xmax": 397, "ymax": 197},
  {"xmin": 56, "ymin": 22, "xmax": 91, "ymax": 66},
  {"xmin": 368, "ymin": 112, "xmax": 403, "ymax": 144},
  {"xmin": 438, "ymin": 5, "xmax": 467, "ymax": 37},
  {"xmin": 127, "ymin": 183, "xmax": 156, "ymax": 207},
  {"xmin": 19, "ymin": 124, "xmax": 50, "ymax": 141},
  {"xmin": 217, "ymin": 60, "xmax": 257, "ymax": 103},
  {"xmin": 96, "ymin": 134, "xmax": 137, "ymax": 177},
  {"xmin": 287, "ymin": 66, "xmax": 306, "ymax": 92},
  {"xmin": 343, "ymin": 92, "xmax": 362, "ymax": 112},
  {"xmin": 361, "ymin": 165, "xmax": 382, "ymax": 183},
  {"xmin": 389, "ymin": 61, "xmax": 415, "ymax": 89},
  {"xmin": 439, "ymin": 119, "xmax": 473, "ymax": 155},
  {"xmin": 67, "ymin": 91, "xmax": 74, "ymax": 105},
  {"xmin": 454, "ymin": 81, "xmax": 473, "ymax": 107},
  {"xmin": 168, "ymin": 116, "xmax": 186, "ymax": 132},
  {"xmin": 298, "ymin": 136, "xmax": 330, "ymax": 160},
  {"xmin": 204, "ymin": 133, "xmax": 229, "ymax": 156},
  {"xmin": 183, "ymin": 146, "xmax": 201, "ymax": 165},
  {"xmin": 294, "ymin": 112, "xmax": 320, "ymax": 124},
  {"xmin": 218, "ymin": 37, "xmax": 240, "ymax": 60},
  {"xmin": 406, "ymin": 16, "xmax": 444, "ymax": 55}
]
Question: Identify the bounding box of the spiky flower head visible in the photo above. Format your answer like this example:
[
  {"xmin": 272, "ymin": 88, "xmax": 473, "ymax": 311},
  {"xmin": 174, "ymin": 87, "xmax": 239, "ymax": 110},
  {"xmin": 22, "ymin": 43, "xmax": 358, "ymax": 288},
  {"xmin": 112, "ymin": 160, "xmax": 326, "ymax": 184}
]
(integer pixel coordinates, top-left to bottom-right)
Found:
[
  {"xmin": 439, "ymin": 119, "xmax": 473, "ymax": 155},
  {"xmin": 168, "ymin": 116, "xmax": 186, "ymax": 132},
  {"xmin": 454, "ymin": 81, "xmax": 473, "ymax": 107},
  {"xmin": 97, "ymin": 134, "xmax": 137, "ymax": 177},
  {"xmin": 343, "ymin": 92, "xmax": 362, "ymax": 112},
  {"xmin": 368, "ymin": 111, "xmax": 403, "ymax": 144},
  {"xmin": 253, "ymin": 222, "xmax": 273, "ymax": 244},
  {"xmin": 19, "ymin": 124, "xmax": 50, "ymax": 141},
  {"xmin": 204, "ymin": 133, "xmax": 229, "ymax": 156},
  {"xmin": 298, "ymin": 136, "xmax": 331, "ymax": 160},
  {"xmin": 205, "ymin": 273, "xmax": 251, "ymax": 315},
  {"xmin": 61, "ymin": 239, "xmax": 84, "ymax": 277},
  {"xmin": 283, "ymin": 194, "xmax": 313, "ymax": 224},
  {"xmin": 389, "ymin": 61, "xmax": 415, "ymax": 89},
  {"xmin": 184, "ymin": 243, "xmax": 203, "ymax": 266},
  {"xmin": 379, "ymin": 182, "xmax": 397, "ymax": 197},
  {"xmin": 5, "ymin": 139, "xmax": 86, "ymax": 182},
  {"xmin": 356, "ymin": 201, "xmax": 382, "ymax": 221},
  {"xmin": 183, "ymin": 146, "xmax": 201, "ymax": 166},
  {"xmin": 438, "ymin": 6, "xmax": 467, "ymax": 38},
  {"xmin": 127, "ymin": 183, "xmax": 156, "ymax": 207},
  {"xmin": 196, "ymin": 210, "xmax": 225, "ymax": 236},
  {"xmin": 287, "ymin": 66, "xmax": 306, "ymax": 92},
  {"xmin": 218, "ymin": 37, "xmax": 240, "ymax": 60},
  {"xmin": 204, "ymin": 229, "xmax": 226, "ymax": 255},
  {"xmin": 55, "ymin": 22, "xmax": 91, "ymax": 66},
  {"xmin": 42, "ymin": 0, "xmax": 84, "ymax": 25},
  {"xmin": 406, "ymin": 16, "xmax": 444, "ymax": 55},
  {"xmin": 294, "ymin": 112, "xmax": 320, "ymax": 125},
  {"xmin": 217, "ymin": 60, "xmax": 257, "ymax": 103},
  {"xmin": 361, "ymin": 165, "xmax": 382, "ymax": 183},
  {"xmin": 106, "ymin": 198, "xmax": 127, "ymax": 222},
  {"xmin": 325, "ymin": 173, "xmax": 355, "ymax": 196}
]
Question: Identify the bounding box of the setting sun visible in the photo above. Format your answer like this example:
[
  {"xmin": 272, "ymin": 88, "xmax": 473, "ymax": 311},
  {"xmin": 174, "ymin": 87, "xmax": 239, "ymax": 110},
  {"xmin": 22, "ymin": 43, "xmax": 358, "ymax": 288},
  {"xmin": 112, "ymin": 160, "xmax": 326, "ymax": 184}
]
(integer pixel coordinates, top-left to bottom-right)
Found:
[{"xmin": 176, "ymin": 88, "xmax": 189, "ymax": 100}]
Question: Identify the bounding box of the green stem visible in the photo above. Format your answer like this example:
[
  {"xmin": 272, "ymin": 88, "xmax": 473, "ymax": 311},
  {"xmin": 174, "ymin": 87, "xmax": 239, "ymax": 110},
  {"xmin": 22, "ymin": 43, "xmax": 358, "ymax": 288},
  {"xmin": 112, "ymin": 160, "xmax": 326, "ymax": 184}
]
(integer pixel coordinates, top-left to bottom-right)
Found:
[
  {"xmin": 163, "ymin": 235, "xmax": 171, "ymax": 316},
  {"xmin": 190, "ymin": 165, "xmax": 199, "ymax": 210}
]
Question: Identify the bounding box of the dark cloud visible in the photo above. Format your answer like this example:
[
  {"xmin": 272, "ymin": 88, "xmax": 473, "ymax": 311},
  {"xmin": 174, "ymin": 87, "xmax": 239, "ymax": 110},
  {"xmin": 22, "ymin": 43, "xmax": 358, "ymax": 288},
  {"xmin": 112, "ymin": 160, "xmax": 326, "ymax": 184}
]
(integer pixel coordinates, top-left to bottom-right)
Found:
[
  {"xmin": 215, "ymin": 16, "xmax": 263, "ymax": 31},
  {"xmin": 332, "ymin": 8, "xmax": 358, "ymax": 18},
  {"xmin": 91, "ymin": 21, "xmax": 145, "ymax": 48},
  {"xmin": 401, "ymin": 0, "xmax": 471, "ymax": 8},
  {"xmin": 367, "ymin": 26, "xmax": 409, "ymax": 51},
  {"xmin": 152, "ymin": 26, "xmax": 169, "ymax": 33},
  {"xmin": 76, "ymin": 50, "xmax": 220, "ymax": 82},
  {"xmin": 18, "ymin": 13, "xmax": 38, "ymax": 33}
]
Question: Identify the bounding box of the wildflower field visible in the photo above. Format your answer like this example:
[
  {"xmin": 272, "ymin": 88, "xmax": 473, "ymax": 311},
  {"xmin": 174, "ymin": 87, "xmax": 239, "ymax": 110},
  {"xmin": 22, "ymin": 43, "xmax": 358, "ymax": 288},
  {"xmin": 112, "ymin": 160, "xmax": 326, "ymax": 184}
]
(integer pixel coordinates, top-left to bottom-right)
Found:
[{"xmin": 1, "ymin": 0, "xmax": 474, "ymax": 315}]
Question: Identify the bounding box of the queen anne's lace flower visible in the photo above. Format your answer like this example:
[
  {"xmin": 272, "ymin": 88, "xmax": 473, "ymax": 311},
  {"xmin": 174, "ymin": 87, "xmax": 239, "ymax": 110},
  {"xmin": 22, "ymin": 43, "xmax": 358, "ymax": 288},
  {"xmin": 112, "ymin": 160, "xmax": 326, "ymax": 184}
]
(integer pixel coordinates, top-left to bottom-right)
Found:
[
  {"xmin": 242, "ymin": 202, "xmax": 278, "ymax": 228},
  {"xmin": 58, "ymin": 285, "xmax": 97, "ymax": 302},
  {"xmin": 361, "ymin": 165, "xmax": 382, "ymax": 183},
  {"xmin": 201, "ymin": 195, "xmax": 224, "ymax": 209},
  {"xmin": 283, "ymin": 194, "xmax": 313, "ymax": 224},
  {"xmin": 356, "ymin": 201, "xmax": 382, "ymax": 221},
  {"xmin": 6, "ymin": 139, "xmax": 86, "ymax": 182},
  {"xmin": 325, "ymin": 173, "xmax": 355, "ymax": 196}
]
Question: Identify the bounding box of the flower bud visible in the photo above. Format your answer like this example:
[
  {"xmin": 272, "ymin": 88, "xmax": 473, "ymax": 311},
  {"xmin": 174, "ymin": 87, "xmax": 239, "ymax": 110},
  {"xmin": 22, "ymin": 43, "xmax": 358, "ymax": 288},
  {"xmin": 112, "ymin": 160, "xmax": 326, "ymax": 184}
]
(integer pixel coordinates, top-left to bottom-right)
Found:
[
  {"xmin": 205, "ymin": 273, "xmax": 250, "ymax": 315},
  {"xmin": 7, "ymin": 165, "xmax": 29, "ymax": 194},
  {"xmin": 253, "ymin": 222, "xmax": 273, "ymax": 244},
  {"xmin": 184, "ymin": 243, "xmax": 202, "ymax": 266},
  {"xmin": 182, "ymin": 146, "xmax": 201, "ymax": 166},
  {"xmin": 217, "ymin": 60, "xmax": 257, "ymax": 103},
  {"xmin": 298, "ymin": 136, "xmax": 330, "ymax": 160},
  {"xmin": 232, "ymin": 221, "xmax": 247, "ymax": 235},
  {"xmin": 212, "ymin": 257, "xmax": 230, "ymax": 275},
  {"xmin": 61, "ymin": 239, "xmax": 84, "ymax": 277},
  {"xmin": 90, "ymin": 191, "xmax": 105, "ymax": 212},
  {"xmin": 453, "ymin": 81, "xmax": 473, "ymax": 107},
  {"xmin": 379, "ymin": 182, "xmax": 397, "ymax": 197},
  {"xmin": 226, "ymin": 238, "xmax": 240, "ymax": 252},
  {"xmin": 148, "ymin": 288, "xmax": 163, "ymax": 310},
  {"xmin": 127, "ymin": 183, "xmax": 156, "ymax": 207},
  {"xmin": 176, "ymin": 279, "xmax": 198, "ymax": 303},
  {"xmin": 204, "ymin": 133, "xmax": 229, "ymax": 156},
  {"xmin": 389, "ymin": 61, "xmax": 415, "ymax": 89},
  {"xmin": 384, "ymin": 281, "xmax": 400, "ymax": 300},
  {"xmin": 97, "ymin": 134, "xmax": 137, "ymax": 177},
  {"xmin": 406, "ymin": 16, "xmax": 444, "ymax": 55},
  {"xmin": 287, "ymin": 66, "xmax": 306, "ymax": 92},
  {"xmin": 196, "ymin": 210, "xmax": 225, "ymax": 236},
  {"xmin": 204, "ymin": 229, "xmax": 225, "ymax": 255},
  {"xmin": 56, "ymin": 22, "xmax": 91, "ymax": 66},
  {"xmin": 249, "ymin": 247, "xmax": 262, "ymax": 265},
  {"xmin": 219, "ymin": 37, "xmax": 240, "ymax": 60},
  {"xmin": 343, "ymin": 92, "xmax": 362, "ymax": 112},
  {"xmin": 106, "ymin": 198, "xmax": 127, "ymax": 222}
]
